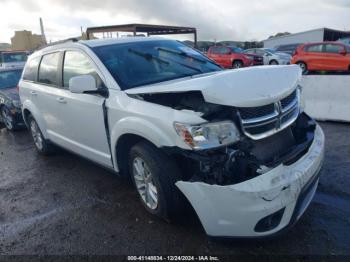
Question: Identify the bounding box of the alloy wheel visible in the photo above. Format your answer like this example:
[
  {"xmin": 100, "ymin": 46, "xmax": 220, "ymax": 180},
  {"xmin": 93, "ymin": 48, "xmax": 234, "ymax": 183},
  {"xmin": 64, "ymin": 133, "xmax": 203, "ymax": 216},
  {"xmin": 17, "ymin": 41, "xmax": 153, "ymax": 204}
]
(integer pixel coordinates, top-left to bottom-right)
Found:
[
  {"xmin": 1, "ymin": 108, "xmax": 13, "ymax": 130},
  {"xmin": 132, "ymin": 156, "xmax": 158, "ymax": 210},
  {"xmin": 30, "ymin": 120, "xmax": 43, "ymax": 150}
]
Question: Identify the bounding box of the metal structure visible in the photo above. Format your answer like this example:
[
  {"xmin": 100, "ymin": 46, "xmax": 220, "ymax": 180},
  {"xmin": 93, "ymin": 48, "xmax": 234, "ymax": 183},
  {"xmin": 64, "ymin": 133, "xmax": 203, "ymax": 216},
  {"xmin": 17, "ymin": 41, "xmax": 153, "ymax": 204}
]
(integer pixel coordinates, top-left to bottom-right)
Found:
[
  {"xmin": 263, "ymin": 28, "xmax": 350, "ymax": 48},
  {"xmin": 86, "ymin": 23, "xmax": 197, "ymax": 47}
]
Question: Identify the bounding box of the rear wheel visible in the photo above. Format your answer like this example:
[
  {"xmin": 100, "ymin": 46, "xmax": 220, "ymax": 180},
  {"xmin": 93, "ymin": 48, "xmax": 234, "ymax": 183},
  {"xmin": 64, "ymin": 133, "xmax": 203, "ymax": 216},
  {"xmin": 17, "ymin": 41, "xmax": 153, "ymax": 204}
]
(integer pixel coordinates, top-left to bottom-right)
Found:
[
  {"xmin": 28, "ymin": 115, "xmax": 54, "ymax": 155},
  {"xmin": 297, "ymin": 62, "xmax": 308, "ymax": 75},
  {"xmin": 1, "ymin": 106, "xmax": 15, "ymax": 131},
  {"xmin": 232, "ymin": 60, "xmax": 243, "ymax": 69},
  {"xmin": 129, "ymin": 141, "xmax": 184, "ymax": 221}
]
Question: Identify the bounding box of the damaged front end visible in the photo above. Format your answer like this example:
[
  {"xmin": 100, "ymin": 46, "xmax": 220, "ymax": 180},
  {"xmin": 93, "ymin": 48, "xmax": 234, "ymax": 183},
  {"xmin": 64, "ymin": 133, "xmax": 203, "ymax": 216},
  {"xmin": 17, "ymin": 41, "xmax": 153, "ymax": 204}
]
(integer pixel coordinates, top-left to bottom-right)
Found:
[{"xmin": 129, "ymin": 87, "xmax": 324, "ymax": 237}]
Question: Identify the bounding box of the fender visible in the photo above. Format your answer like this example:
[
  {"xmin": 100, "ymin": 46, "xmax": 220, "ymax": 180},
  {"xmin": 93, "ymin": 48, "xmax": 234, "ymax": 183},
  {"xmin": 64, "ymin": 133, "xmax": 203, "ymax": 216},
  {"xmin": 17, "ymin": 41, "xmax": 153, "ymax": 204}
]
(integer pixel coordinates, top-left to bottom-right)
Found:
[
  {"xmin": 110, "ymin": 116, "xmax": 175, "ymax": 172},
  {"xmin": 22, "ymin": 99, "xmax": 49, "ymax": 139}
]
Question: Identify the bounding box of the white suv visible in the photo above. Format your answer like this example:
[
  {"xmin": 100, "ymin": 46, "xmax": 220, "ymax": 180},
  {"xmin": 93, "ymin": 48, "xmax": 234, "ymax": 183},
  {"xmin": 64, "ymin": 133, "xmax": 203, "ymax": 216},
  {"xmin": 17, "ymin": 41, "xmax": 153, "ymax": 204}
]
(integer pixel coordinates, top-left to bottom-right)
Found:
[{"xmin": 19, "ymin": 37, "xmax": 324, "ymax": 238}]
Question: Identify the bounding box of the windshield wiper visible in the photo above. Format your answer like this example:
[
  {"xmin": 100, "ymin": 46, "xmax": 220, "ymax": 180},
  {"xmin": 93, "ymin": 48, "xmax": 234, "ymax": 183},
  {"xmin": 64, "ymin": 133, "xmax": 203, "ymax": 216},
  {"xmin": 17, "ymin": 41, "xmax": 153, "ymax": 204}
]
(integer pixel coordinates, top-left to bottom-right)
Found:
[
  {"xmin": 128, "ymin": 48, "xmax": 169, "ymax": 65},
  {"xmin": 157, "ymin": 47, "xmax": 208, "ymax": 64}
]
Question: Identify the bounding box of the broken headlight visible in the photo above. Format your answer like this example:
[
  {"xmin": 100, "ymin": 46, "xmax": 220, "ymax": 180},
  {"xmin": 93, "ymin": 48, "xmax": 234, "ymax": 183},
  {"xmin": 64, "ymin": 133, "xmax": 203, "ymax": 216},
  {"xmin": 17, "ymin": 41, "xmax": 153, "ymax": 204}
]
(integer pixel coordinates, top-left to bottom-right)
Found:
[{"xmin": 174, "ymin": 121, "xmax": 240, "ymax": 150}]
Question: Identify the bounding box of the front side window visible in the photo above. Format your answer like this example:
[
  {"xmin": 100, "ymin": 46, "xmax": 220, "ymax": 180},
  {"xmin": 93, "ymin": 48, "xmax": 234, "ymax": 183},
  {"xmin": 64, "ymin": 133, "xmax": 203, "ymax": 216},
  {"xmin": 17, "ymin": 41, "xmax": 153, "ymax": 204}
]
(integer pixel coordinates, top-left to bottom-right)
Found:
[
  {"xmin": 23, "ymin": 57, "xmax": 41, "ymax": 81},
  {"xmin": 38, "ymin": 52, "xmax": 60, "ymax": 86},
  {"xmin": 324, "ymin": 44, "xmax": 343, "ymax": 54},
  {"xmin": 255, "ymin": 49, "xmax": 265, "ymax": 55},
  {"xmin": 63, "ymin": 51, "xmax": 102, "ymax": 88},
  {"xmin": 0, "ymin": 70, "xmax": 22, "ymax": 89},
  {"xmin": 305, "ymin": 44, "xmax": 323, "ymax": 53},
  {"xmin": 93, "ymin": 40, "xmax": 222, "ymax": 90}
]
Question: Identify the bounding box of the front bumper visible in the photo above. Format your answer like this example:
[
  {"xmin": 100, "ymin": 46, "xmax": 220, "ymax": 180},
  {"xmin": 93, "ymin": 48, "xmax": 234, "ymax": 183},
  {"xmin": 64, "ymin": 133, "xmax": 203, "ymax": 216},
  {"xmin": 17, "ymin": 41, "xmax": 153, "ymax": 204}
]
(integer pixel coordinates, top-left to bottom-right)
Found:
[{"xmin": 176, "ymin": 125, "xmax": 324, "ymax": 238}]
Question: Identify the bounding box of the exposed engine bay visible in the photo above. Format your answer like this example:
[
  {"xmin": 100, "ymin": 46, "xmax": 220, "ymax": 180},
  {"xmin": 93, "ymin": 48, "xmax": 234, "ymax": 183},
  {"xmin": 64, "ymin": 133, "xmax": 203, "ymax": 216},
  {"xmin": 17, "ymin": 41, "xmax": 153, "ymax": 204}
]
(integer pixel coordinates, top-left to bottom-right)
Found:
[{"xmin": 129, "ymin": 91, "xmax": 316, "ymax": 186}]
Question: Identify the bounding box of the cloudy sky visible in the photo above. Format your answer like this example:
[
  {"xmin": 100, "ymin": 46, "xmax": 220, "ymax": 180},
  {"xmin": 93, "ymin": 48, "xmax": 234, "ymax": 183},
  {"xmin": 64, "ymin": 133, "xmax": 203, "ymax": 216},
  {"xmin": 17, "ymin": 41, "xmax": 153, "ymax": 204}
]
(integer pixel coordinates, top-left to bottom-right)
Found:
[{"xmin": 1, "ymin": 0, "xmax": 349, "ymax": 43}]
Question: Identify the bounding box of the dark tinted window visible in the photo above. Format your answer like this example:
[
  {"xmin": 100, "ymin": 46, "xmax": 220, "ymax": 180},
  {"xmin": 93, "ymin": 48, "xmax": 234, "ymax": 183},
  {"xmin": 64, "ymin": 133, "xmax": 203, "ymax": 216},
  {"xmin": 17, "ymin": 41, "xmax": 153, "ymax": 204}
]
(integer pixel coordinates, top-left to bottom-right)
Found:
[
  {"xmin": 2, "ymin": 52, "xmax": 27, "ymax": 63},
  {"xmin": 0, "ymin": 70, "xmax": 22, "ymax": 89},
  {"xmin": 210, "ymin": 47, "xmax": 221, "ymax": 54},
  {"xmin": 23, "ymin": 56, "xmax": 41, "ymax": 81},
  {"xmin": 38, "ymin": 52, "xmax": 60, "ymax": 85},
  {"xmin": 63, "ymin": 51, "xmax": 102, "ymax": 88},
  {"xmin": 324, "ymin": 44, "xmax": 343, "ymax": 54},
  {"xmin": 305, "ymin": 44, "xmax": 322, "ymax": 52},
  {"xmin": 93, "ymin": 40, "xmax": 221, "ymax": 90}
]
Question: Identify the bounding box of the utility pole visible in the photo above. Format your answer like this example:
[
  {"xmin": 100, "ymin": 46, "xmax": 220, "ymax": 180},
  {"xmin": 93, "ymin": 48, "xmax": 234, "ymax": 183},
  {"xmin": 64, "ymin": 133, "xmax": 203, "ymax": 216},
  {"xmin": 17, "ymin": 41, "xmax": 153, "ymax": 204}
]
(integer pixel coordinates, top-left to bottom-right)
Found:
[{"xmin": 39, "ymin": 17, "xmax": 47, "ymax": 44}]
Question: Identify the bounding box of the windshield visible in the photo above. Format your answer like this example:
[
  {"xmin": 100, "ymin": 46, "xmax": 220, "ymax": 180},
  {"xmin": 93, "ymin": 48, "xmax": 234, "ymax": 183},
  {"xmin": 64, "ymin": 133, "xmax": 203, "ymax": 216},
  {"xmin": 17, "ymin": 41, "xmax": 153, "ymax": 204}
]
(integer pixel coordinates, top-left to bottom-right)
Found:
[
  {"xmin": 2, "ymin": 52, "xmax": 28, "ymax": 63},
  {"xmin": 0, "ymin": 70, "xmax": 22, "ymax": 89},
  {"xmin": 93, "ymin": 40, "xmax": 222, "ymax": 90},
  {"xmin": 264, "ymin": 48, "xmax": 277, "ymax": 54}
]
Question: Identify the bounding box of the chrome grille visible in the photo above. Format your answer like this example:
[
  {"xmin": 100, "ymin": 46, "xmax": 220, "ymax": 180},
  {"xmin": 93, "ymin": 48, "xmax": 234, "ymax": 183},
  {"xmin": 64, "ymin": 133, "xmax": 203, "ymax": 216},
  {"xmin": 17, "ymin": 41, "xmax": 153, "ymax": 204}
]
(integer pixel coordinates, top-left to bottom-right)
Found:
[{"xmin": 238, "ymin": 89, "xmax": 300, "ymax": 140}]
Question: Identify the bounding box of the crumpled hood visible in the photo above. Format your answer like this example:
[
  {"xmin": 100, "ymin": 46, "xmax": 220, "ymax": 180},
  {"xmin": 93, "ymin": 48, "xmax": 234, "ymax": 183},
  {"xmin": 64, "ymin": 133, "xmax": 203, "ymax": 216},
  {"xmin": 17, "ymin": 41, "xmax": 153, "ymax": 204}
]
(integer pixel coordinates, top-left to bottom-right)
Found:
[
  {"xmin": 1, "ymin": 87, "xmax": 20, "ymax": 101},
  {"xmin": 126, "ymin": 65, "xmax": 301, "ymax": 107}
]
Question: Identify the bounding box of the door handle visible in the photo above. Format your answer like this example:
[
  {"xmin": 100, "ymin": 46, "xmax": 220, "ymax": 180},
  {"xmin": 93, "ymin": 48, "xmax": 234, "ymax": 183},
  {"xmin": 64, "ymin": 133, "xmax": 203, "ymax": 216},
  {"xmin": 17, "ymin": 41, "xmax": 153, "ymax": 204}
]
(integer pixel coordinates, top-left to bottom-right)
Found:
[
  {"xmin": 57, "ymin": 97, "xmax": 67, "ymax": 104},
  {"xmin": 30, "ymin": 91, "xmax": 37, "ymax": 96}
]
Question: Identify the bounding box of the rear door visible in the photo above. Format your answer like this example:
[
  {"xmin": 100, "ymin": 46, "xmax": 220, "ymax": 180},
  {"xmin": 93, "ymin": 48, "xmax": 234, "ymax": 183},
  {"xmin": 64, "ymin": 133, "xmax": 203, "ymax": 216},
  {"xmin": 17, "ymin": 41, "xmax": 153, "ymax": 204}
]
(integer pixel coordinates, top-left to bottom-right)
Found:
[
  {"xmin": 219, "ymin": 47, "xmax": 233, "ymax": 68},
  {"xmin": 50, "ymin": 50, "xmax": 112, "ymax": 167},
  {"xmin": 303, "ymin": 44, "xmax": 323, "ymax": 70}
]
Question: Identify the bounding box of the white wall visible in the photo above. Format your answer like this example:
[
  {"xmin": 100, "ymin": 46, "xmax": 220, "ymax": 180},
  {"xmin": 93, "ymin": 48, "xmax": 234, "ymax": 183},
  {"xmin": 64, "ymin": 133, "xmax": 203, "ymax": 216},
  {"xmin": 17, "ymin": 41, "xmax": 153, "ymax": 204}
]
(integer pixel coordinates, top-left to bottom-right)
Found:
[
  {"xmin": 263, "ymin": 29, "xmax": 324, "ymax": 48},
  {"xmin": 300, "ymin": 75, "xmax": 350, "ymax": 122}
]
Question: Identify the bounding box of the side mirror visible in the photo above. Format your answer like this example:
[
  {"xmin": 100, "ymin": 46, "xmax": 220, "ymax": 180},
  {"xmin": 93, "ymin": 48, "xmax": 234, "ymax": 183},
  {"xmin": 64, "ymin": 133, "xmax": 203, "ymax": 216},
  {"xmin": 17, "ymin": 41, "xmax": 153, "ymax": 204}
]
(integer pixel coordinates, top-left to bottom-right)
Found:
[
  {"xmin": 69, "ymin": 75, "xmax": 97, "ymax": 94},
  {"xmin": 339, "ymin": 50, "xmax": 347, "ymax": 55}
]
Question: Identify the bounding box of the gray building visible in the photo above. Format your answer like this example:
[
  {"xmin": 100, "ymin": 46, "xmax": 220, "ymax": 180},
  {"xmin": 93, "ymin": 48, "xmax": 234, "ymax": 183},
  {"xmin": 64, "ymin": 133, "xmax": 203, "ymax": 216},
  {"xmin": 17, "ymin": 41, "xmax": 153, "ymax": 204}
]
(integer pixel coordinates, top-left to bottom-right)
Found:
[{"xmin": 263, "ymin": 28, "xmax": 350, "ymax": 48}]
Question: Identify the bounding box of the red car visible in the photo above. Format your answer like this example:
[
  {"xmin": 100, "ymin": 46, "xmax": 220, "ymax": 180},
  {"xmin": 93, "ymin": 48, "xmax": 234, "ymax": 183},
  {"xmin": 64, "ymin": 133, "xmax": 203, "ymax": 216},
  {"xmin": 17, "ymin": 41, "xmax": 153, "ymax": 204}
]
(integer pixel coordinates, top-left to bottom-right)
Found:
[
  {"xmin": 291, "ymin": 41, "xmax": 350, "ymax": 74},
  {"xmin": 207, "ymin": 46, "xmax": 262, "ymax": 69}
]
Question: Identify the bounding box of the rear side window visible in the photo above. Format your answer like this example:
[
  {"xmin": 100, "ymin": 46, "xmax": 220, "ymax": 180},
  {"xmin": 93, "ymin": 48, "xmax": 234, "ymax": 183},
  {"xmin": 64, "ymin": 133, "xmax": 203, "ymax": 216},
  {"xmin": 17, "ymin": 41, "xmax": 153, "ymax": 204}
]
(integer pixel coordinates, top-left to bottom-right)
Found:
[
  {"xmin": 23, "ymin": 57, "xmax": 41, "ymax": 81},
  {"xmin": 305, "ymin": 44, "xmax": 322, "ymax": 52},
  {"xmin": 63, "ymin": 51, "xmax": 102, "ymax": 88},
  {"xmin": 38, "ymin": 52, "xmax": 60, "ymax": 86},
  {"xmin": 324, "ymin": 44, "xmax": 343, "ymax": 54},
  {"xmin": 210, "ymin": 47, "xmax": 220, "ymax": 54}
]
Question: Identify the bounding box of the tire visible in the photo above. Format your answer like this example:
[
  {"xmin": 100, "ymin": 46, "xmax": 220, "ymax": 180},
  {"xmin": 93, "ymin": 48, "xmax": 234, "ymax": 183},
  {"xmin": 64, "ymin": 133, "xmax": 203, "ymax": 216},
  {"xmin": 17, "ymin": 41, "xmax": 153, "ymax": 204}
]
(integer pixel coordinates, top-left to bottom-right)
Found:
[
  {"xmin": 28, "ymin": 115, "xmax": 54, "ymax": 155},
  {"xmin": 129, "ymin": 141, "xmax": 184, "ymax": 221},
  {"xmin": 1, "ymin": 106, "xmax": 16, "ymax": 131},
  {"xmin": 297, "ymin": 62, "xmax": 308, "ymax": 75},
  {"xmin": 269, "ymin": 60, "xmax": 279, "ymax": 65},
  {"xmin": 232, "ymin": 60, "xmax": 243, "ymax": 69}
]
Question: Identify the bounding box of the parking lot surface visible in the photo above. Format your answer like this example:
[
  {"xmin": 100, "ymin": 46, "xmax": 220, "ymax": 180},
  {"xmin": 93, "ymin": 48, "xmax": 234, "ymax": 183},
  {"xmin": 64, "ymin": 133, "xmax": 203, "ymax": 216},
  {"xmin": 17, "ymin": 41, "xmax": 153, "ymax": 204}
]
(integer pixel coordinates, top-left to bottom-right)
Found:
[{"xmin": 0, "ymin": 122, "xmax": 349, "ymax": 255}]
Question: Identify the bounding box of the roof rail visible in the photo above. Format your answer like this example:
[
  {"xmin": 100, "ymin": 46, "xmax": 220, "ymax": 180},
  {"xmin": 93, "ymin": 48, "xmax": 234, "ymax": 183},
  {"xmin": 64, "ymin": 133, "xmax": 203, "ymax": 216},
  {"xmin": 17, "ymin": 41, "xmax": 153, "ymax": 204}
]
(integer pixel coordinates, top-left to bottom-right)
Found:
[{"xmin": 37, "ymin": 37, "xmax": 79, "ymax": 51}]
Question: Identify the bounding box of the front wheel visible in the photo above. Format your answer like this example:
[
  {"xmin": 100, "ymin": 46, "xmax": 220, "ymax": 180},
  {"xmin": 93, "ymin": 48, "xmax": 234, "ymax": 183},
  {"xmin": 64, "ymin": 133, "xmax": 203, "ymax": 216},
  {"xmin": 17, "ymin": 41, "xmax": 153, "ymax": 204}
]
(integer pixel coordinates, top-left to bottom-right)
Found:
[
  {"xmin": 28, "ymin": 115, "xmax": 54, "ymax": 155},
  {"xmin": 232, "ymin": 60, "xmax": 243, "ymax": 69},
  {"xmin": 297, "ymin": 62, "xmax": 308, "ymax": 75},
  {"xmin": 129, "ymin": 141, "xmax": 184, "ymax": 221},
  {"xmin": 269, "ymin": 60, "xmax": 279, "ymax": 65}
]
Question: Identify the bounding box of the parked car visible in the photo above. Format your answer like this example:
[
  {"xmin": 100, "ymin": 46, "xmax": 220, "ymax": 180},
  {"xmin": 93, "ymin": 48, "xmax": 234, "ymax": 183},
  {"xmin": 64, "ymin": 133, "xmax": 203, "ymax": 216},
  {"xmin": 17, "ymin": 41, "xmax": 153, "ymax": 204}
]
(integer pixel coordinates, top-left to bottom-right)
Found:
[
  {"xmin": 0, "ymin": 68, "xmax": 25, "ymax": 130},
  {"xmin": 274, "ymin": 43, "xmax": 303, "ymax": 56},
  {"xmin": 207, "ymin": 46, "xmax": 257, "ymax": 69},
  {"xmin": 0, "ymin": 51, "xmax": 28, "ymax": 69},
  {"xmin": 244, "ymin": 48, "xmax": 292, "ymax": 65},
  {"xmin": 19, "ymin": 37, "xmax": 324, "ymax": 238},
  {"xmin": 291, "ymin": 41, "xmax": 350, "ymax": 74}
]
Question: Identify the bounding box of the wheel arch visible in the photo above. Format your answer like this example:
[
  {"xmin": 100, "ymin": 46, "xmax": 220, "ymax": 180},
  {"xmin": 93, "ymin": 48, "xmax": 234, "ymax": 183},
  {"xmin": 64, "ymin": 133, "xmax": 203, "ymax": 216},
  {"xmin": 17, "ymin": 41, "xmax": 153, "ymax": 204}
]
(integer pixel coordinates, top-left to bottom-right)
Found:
[
  {"xmin": 21, "ymin": 101, "xmax": 49, "ymax": 138},
  {"xmin": 110, "ymin": 117, "xmax": 176, "ymax": 174}
]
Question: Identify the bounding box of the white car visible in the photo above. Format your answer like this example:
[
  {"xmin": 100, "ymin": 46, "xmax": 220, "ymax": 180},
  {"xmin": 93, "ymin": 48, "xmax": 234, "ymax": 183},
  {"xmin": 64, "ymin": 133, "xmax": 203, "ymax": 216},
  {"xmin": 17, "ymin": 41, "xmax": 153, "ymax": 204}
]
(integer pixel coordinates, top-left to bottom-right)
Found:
[
  {"xmin": 244, "ymin": 48, "xmax": 292, "ymax": 65},
  {"xmin": 19, "ymin": 37, "xmax": 324, "ymax": 238}
]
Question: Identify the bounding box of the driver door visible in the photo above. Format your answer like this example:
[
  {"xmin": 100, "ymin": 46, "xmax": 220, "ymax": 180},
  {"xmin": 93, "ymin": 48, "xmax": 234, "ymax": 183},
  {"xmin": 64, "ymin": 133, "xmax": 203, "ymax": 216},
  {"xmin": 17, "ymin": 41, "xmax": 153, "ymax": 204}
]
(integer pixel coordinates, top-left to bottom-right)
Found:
[{"xmin": 51, "ymin": 50, "xmax": 112, "ymax": 167}]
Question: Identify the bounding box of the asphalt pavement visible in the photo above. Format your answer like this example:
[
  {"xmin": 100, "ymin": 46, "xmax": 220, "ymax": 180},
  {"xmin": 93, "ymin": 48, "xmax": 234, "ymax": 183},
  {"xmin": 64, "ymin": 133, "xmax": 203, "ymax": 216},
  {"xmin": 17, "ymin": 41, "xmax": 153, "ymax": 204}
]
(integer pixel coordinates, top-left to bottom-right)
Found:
[{"xmin": 0, "ymin": 122, "xmax": 349, "ymax": 255}]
